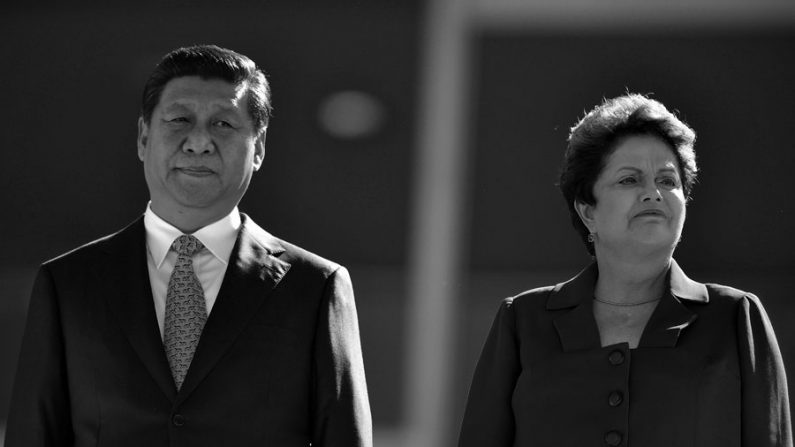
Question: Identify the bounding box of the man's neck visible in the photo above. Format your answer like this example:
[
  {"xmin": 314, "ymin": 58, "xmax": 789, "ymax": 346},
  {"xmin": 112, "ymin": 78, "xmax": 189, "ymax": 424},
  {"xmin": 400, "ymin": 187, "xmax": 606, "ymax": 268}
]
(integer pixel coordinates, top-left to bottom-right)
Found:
[{"xmin": 149, "ymin": 201, "xmax": 234, "ymax": 234}]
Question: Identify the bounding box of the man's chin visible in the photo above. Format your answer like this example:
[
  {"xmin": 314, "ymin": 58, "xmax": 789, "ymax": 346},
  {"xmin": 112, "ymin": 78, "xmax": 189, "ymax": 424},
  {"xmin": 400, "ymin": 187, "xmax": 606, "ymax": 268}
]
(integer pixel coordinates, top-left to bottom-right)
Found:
[
  {"xmin": 153, "ymin": 190, "xmax": 221, "ymax": 211},
  {"xmin": 174, "ymin": 195, "xmax": 221, "ymax": 210},
  {"xmin": 168, "ymin": 180, "xmax": 222, "ymax": 205}
]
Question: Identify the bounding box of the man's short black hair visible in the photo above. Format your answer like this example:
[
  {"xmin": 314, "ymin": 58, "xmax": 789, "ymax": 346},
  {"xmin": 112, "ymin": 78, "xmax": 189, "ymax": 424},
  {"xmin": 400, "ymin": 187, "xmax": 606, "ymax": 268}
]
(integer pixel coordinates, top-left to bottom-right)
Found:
[{"xmin": 140, "ymin": 44, "xmax": 272, "ymax": 133}]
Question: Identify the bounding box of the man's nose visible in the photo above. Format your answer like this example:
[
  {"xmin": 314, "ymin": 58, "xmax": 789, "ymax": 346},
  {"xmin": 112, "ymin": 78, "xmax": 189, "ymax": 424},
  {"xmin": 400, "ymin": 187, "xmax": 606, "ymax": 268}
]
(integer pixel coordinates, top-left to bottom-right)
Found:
[{"xmin": 182, "ymin": 126, "xmax": 216, "ymax": 154}]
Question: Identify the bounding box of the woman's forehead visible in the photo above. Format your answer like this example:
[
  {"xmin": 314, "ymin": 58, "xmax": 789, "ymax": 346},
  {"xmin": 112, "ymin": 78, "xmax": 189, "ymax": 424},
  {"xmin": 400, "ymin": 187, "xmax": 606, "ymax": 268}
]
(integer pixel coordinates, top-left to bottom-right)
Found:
[{"xmin": 603, "ymin": 135, "xmax": 678, "ymax": 171}]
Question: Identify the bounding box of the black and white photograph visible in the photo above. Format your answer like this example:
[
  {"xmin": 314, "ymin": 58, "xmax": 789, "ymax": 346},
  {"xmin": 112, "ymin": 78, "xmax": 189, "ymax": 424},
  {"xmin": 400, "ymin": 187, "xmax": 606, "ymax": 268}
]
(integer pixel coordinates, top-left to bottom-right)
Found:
[{"xmin": 1, "ymin": 1, "xmax": 794, "ymax": 446}]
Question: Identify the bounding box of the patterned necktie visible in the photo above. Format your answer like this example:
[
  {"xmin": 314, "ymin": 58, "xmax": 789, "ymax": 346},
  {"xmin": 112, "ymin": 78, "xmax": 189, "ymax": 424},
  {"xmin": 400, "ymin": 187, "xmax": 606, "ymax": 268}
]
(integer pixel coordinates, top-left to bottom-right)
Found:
[{"xmin": 164, "ymin": 234, "xmax": 207, "ymax": 391}]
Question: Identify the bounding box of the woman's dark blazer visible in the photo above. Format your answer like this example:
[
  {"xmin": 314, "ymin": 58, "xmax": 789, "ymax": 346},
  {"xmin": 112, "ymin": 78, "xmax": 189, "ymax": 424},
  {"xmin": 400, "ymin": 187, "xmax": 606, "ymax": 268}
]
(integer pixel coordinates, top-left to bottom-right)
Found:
[{"xmin": 459, "ymin": 260, "xmax": 792, "ymax": 447}]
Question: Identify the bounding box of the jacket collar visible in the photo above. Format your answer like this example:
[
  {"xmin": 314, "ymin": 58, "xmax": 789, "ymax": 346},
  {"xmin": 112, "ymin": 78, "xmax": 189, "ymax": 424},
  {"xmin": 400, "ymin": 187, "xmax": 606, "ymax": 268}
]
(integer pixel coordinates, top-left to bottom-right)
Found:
[
  {"xmin": 100, "ymin": 214, "xmax": 291, "ymax": 402},
  {"xmin": 175, "ymin": 213, "xmax": 290, "ymax": 402},
  {"xmin": 549, "ymin": 259, "xmax": 708, "ymax": 352},
  {"xmin": 99, "ymin": 216, "xmax": 178, "ymax": 400}
]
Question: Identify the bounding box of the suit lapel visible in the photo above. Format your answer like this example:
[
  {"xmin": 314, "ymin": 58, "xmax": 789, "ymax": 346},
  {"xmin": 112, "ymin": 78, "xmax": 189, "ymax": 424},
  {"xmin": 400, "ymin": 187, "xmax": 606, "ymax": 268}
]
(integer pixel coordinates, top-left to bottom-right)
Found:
[
  {"xmin": 549, "ymin": 263, "xmax": 603, "ymax": 352},
  {"xmin": 638, "ymin": 260, "xmax": 707, "ymax": 348},
  {"xmin": 99, "ymin": 217, "xmax": 177, "ymax": 401},
  {"xmin": 177, "ymin": 215, "xmax": 291, "ymax": 402},
  {"xmin": 550, "ymin": 260, "xmax": 709, "ymax": 351}
]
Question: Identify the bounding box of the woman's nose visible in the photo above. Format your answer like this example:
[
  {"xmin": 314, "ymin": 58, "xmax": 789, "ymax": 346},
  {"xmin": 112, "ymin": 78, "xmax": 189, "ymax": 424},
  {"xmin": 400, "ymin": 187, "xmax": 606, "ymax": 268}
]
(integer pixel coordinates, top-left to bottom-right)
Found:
[{"xmin": 641, "ymin": 181, "xmax": 662, "ymax": 202}]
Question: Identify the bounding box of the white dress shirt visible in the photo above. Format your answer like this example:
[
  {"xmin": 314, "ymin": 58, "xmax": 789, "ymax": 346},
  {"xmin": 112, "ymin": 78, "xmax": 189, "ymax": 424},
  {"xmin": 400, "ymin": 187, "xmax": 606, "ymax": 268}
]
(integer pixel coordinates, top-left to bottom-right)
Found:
[{"xmin": 143, "ymin": 203, "xmax": 241, "ymax": 339}]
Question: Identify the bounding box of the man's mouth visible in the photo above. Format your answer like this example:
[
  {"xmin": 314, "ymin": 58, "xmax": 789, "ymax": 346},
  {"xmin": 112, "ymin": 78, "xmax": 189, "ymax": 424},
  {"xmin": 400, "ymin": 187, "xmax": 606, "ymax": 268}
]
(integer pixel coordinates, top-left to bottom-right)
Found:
[{"xmin": 176, "ymin": 167, "xmax": 214, "ymax": 177}]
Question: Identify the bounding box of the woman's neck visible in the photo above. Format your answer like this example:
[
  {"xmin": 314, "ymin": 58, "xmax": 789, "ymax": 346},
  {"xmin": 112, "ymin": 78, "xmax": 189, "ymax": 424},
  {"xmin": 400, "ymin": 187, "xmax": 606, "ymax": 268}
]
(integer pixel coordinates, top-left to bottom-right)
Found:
[{"xmin": 593, "ymin": 254, "xmax": 671, "ymax": 305}]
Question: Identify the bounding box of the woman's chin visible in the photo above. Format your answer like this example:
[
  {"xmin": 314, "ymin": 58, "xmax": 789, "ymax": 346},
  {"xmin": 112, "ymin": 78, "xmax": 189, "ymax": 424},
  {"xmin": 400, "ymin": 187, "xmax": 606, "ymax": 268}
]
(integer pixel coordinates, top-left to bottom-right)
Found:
[
  {"xmin": 630, "ymin": 235, "xmax": 679, "ymax": 254},
  {"xmin": 599, "ymin": 233, "xmax": 679, "ymax": 257}
]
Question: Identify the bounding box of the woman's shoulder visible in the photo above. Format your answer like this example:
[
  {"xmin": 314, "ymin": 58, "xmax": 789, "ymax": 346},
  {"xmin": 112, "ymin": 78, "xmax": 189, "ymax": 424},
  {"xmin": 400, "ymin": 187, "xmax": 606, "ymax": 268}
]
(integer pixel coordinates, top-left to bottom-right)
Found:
[
  {"xmin": 696, "ymin": 282, "xmax": 770, "ymax": 319},
  {"xmin": 671, "ymin": 260, "xmax": 765, "ymax": 309},
  {"xmin": 501, "ymin": 285, "xmax": 558, "ymax": 311},
  {"xmin": 502, "ymin": 265, "xmax": 596, "ymax": 310},
  {"xmin": 703, "ymin": 282, "xmax": 761, "ymax": 304}
]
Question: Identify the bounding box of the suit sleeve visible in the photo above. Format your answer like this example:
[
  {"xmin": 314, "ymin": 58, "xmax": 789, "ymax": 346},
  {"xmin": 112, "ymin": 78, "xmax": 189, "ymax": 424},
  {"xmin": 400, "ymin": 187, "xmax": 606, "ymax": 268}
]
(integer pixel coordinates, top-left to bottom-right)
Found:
[
  {"xmin": 311, "ymin": 266, "xmax": 372, "ymax": 447},
  {"xmin": 5, "ymin": 265, "xmax": 74, "ymax": 447},
  {"xmin": 738, "ymin": 293, "xmax": 793, "ymax": 447},
  {"xmin": 458, "ymin": 298, "xmax": 519, "ymax": 447}
]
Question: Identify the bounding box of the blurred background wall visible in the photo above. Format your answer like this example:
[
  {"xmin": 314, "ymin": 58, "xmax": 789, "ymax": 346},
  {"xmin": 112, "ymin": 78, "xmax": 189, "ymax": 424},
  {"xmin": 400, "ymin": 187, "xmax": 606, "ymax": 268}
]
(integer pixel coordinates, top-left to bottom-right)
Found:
[{"xmin": 1, "ymin": 1, "xmax": 794, "ymax": 446}]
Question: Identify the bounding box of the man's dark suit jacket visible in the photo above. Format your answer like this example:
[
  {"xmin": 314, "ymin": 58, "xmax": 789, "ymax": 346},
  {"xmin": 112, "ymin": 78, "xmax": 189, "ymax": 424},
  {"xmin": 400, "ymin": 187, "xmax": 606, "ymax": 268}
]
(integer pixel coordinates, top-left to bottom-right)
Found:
[
  {"xmin": 459, "ymin": 260, "xmax": 792, "ymax": 447},
  {"xmin": 5, "ymin": 214, "xmax": 372, "ymax": 447}
]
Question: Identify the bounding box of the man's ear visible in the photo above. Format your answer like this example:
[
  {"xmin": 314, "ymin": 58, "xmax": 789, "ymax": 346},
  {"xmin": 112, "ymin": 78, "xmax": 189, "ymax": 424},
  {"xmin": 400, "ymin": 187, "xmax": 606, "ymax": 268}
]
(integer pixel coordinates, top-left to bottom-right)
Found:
[
  {"xmin": 252, "ymin": 128, "xmax": 267, "ymax": 171},
  {"xmin": 137, "ymin": 117, "xmax": 149, "ymax": 161},
  {"xmin": 574, "ymin": 200, "xmax": 596, "ymax": 234}
]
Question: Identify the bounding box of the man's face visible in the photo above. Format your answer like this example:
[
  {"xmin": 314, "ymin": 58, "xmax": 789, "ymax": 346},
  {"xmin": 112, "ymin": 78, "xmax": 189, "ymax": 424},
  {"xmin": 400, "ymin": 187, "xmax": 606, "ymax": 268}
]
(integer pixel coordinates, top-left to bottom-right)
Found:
[{"xmin": 138, "ymin": 76, "xmax": 265, "ymax": 225}]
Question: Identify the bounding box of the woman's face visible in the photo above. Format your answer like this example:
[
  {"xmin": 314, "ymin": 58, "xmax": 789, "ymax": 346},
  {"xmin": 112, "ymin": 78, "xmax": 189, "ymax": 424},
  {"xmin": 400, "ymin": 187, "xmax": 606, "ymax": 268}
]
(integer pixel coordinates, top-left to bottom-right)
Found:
[{"xmin": 576, "ymin": 134, "xmax": 686, "ymax": 258}]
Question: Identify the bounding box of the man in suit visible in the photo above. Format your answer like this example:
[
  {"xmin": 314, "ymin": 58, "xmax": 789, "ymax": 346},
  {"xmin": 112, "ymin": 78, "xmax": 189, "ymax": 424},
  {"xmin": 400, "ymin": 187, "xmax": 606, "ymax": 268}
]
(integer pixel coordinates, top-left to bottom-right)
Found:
[{"xmin": 5, "ymin": 44, "xmax": 372, "ymax": 447}]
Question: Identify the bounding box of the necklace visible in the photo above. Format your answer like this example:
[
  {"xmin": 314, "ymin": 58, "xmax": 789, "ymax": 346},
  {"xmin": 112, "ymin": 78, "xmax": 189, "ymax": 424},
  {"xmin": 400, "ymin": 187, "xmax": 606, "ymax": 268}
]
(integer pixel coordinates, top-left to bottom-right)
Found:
[{"xmin": 593, "ymin": 296, "xmax": 661, "ymax": 307}]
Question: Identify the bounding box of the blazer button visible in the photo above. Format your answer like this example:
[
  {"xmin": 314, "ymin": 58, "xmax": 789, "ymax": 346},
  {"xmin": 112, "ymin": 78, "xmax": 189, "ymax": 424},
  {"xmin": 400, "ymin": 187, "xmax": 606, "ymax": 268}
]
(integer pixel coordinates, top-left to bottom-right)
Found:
[
  {"xmin": 604, "ymin": 430, "xmax": 623, "ymax": 446},
  {"xmin": 608, "ymin": 350, "xmax": 625, "ymax": 366},
  {"xmin": 172, "ymin": 414, "xmax": 186, "ymax": 427},
  {"xmin": 608, "ymin": 390, "xmax": 624, "ymax": 407}
]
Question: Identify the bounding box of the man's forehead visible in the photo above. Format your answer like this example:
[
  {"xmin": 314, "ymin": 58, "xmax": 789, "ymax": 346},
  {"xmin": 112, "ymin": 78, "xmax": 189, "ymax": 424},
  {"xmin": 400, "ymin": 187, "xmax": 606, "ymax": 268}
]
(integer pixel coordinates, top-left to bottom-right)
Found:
[{"xmin": 158, "ymin": 76, "xmax": 249, "ymax": 110}]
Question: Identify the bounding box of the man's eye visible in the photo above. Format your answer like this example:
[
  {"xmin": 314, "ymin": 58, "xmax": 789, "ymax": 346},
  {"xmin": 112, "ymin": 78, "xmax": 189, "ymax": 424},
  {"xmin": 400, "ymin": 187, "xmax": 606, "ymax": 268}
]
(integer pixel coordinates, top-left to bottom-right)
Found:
[
  {"xmin": 166, "ymin": 117, "xmax": 189, "ymax": 124},
  {"xmin": 214, "ymin": 120, "xmax": 235, "ymax": 128}
]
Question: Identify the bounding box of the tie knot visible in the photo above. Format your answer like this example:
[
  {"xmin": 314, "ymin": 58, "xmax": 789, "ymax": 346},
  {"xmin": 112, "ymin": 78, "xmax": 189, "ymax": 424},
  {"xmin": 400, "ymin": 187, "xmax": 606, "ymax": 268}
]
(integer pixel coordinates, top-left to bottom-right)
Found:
[{"xmin": 172, "ymin": 235, "xmax": 204, "ymax": 257}]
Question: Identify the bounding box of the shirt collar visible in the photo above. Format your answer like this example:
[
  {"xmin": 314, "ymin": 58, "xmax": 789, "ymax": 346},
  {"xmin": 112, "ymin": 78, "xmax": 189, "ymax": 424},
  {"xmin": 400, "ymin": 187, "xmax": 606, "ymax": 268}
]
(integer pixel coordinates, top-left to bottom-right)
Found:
[{"xmin": 143, "ymin": 202, "xmax": 241, "ymax": 269}]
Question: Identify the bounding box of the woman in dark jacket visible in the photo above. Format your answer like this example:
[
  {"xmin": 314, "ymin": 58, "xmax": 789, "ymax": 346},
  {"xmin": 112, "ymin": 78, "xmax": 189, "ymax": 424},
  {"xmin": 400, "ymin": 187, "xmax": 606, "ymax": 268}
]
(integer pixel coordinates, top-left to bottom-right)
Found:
[{"xmin": 459, "ymin": 93, "xmax": 791, "ymax": 446}]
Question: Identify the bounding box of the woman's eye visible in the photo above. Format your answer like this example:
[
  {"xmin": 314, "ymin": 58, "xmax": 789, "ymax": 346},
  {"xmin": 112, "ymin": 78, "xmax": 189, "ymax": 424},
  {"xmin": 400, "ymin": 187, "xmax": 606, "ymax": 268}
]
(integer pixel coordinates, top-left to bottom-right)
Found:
[
  {"xmin": 618, "ymin": 177, "xmax": 637, "ymax": 185},
  {"xmin": 658, "ymin": 177, "xmax": 678, "ymax": 188},
  {"xmin": 214, "ymin": 120, "xmax": 235, "ymax": 129}
]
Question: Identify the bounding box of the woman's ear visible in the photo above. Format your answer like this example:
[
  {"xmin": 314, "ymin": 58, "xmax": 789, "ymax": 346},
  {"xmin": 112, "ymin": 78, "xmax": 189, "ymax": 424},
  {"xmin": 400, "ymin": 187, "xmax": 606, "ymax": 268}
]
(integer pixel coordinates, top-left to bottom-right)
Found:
[{"xmin": 574, "ymin": 200, "xmax": 596, "ymax": 234}]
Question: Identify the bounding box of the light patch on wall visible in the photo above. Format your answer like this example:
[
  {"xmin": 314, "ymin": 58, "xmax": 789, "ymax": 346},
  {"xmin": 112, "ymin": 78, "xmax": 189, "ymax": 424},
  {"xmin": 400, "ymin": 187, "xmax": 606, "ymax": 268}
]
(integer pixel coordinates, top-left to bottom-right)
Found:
[{"xmin": 318, "ymin": 90, "xmax": 386, "ymax": 139}]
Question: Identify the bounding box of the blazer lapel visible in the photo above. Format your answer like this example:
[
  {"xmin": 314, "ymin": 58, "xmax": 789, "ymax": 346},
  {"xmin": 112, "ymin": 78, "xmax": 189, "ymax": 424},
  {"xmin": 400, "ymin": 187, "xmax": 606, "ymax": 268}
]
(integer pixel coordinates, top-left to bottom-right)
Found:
[
  {"xmin": 99, "ymin": 217, "xmax": 177, "ymax": 401},
  {"xmin": 639, "ymin": 259, "xmax": 708, "ymax": 348},
  {"xmin": 549, "ymin": 263, "xmax": 603, "ymax": 352},
  {"xmin": 550, "ymin": 260, "xmax": 709, "ymax": 351},
  {"xmin": 177, "ymin": 215, "xmax": 291, "ymax": 402}
]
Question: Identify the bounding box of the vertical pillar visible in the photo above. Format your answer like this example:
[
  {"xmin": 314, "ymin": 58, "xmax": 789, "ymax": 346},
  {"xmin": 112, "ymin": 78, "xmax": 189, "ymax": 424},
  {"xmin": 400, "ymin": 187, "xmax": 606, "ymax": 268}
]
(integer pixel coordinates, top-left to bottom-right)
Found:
[{"xmin": 404, "ymin": 0, "xmax": 472, "ymax": 445}]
